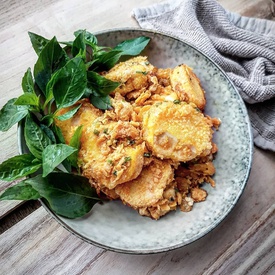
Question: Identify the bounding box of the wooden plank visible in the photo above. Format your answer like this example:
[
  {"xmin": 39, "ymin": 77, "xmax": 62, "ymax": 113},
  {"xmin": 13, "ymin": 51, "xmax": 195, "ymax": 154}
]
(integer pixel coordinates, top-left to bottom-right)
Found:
[
  {"xmin": 0, "ymin": 194, "xmax": 274, "ymax": 274},
  {"xmin": 0, "ymin": 207, "xmax": 106, "ymax": 275},
  {"xmin": 204, "ymin": 205, "xmax": 275, "ymax": 274},
  {"xmin": 0, "ymin": 129, "xmax": 25, "ymax": 217},
  {"xmin": 0, "ymin": 200, "xmax": 41, "ymax": 234},
  {"xmin": 219, "ymin": 0, "xmax": 275, "ymax": 19}
]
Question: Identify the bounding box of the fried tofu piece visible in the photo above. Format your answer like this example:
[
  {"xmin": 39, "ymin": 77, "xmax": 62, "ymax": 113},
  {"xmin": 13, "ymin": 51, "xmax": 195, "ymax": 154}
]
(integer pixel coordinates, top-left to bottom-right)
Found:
[
  {"xmin": 80, "ymin": 117, "xmax": 145, "ymax": 190},
  {"xmin": 170, "ymin": 65, "xmax": 206, "ymax": 110},
  {"xmin": 54, "ymin": 57, "xmax": 219, "ymax": 220},
  {"xmin": 142, "ymin": 101, "xmax": 213, "ymax": 162},
  {"xmin": 103, "ymin": 56, "xmax": 155, "ymax": 96},
  {"xmin": 115, "ymin": 158, "xmax": 174, "ymax": 209},
  {"xmin": 54, "ymin": 99, "xmax": 103, "ymax": 144}
]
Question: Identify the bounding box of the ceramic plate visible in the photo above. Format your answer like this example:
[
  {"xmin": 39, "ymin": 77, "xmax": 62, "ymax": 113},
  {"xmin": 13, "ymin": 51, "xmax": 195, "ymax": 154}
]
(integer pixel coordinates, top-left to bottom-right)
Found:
[{"xmin": 18, "ymin": 29, "xmax": 253, "ymax": 254}]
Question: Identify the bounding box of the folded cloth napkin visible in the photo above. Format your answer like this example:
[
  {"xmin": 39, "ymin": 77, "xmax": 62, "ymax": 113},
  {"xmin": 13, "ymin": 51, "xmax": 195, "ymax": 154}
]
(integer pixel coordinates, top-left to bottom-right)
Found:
[{"xmin": 133, "ymin": 0, "xmax": 275, "ymax": 151}]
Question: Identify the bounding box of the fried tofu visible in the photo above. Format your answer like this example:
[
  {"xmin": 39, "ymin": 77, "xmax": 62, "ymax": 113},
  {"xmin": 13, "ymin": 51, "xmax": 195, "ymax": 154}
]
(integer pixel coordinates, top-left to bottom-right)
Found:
[
  {"xmin": 170, "ymin": 64, "xmax": 206, "ymax": 110},
  {"xmin": 80, "ymin": 117, "xmax": 145, "ymax": 190},
  {"xmin": 54, "ymin": 99, "xmax": 103, "ymax": 144},
  {"xmin": 115, "ymin": 158, "xmax": 174, "ymax": 208},
  {"xmin": 142, "ymin": 101, "xmax": 213, "ymax": 162},
  {"xmin": 103, "ymin": 56, "xmax": 155, "ymax": 96},
  {"xmin": 54, "ymin": 57, "xmax": 219, "ymax": 220}
]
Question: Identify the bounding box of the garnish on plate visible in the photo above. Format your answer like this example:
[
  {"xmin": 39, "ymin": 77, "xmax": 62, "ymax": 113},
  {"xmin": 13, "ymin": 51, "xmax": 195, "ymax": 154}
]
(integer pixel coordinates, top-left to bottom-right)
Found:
[{"xmin": 0, "ymin": 30, "xmax": 150, "ymax": 218}]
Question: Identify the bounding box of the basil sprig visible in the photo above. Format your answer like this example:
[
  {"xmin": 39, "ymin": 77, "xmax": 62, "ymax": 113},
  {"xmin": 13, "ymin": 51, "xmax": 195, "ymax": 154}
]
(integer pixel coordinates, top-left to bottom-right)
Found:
[{"xmin": 0, "ymin": 30, "xmax": 150, "ymax": 218}]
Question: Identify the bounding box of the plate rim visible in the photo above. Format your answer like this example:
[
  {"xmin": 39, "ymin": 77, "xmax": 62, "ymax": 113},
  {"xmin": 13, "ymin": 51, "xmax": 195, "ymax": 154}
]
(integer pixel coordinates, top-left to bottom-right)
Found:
[{"xmin": 17, "ymin": 27, "xmax": 254, "ymax": 254}]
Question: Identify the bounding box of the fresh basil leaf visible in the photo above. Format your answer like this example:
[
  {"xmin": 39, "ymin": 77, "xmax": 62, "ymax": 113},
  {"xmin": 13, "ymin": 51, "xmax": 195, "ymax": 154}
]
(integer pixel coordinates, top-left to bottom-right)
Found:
[
  {"xmin": 0, "ymin": 181, "xmax": 41, "ymax": 201},
  {"xmin": 24, "ymin": 172, "xmax": 100, "ymax": 218},
  {"xmin": 40, "ymin": 124, "xmax": 57, "ymax": 143},
  {"xmin": 42, "ymin": 144, "xmax": 77, "ymax": 177},
  {"xmin": 41, "ymin": 114, "xmax": 54, "ymax": 127},
  {"xmin": 0, "ymin": 154, "xmax": 42, "ymax": 181},
  {"xmin": 72, "ymin": 32, "xmax": 86, "ymax": 58},
  {"xmin": 55, "ymin": 104, "xmax": 81, "ymax": 121},
  {"xmin": 74, "ymin": 29, "xmax": 98, "ymax": 47},
  {"xmin": 87, "ymin": 71, "xmax": 120, "ymax": 95},
  {"xmin": 52, "ymin": 124, "xmax": 66, "ymax": 144},
  {"xmin": 22, "ymin": 68, "xmax": 35, "ymax": 94},
  {"xmin": 50, "ymin": 57, "xmax": 87, "ymax": 109},
  {"xmin": 0, "ymin": 98, "xmax": 28, "ymax": 132},
  {"xmin": 90, "ymin": 93, "xmax": 112, "ymax": 110},
  {"xmin": 24, "ymin": 115, "xmax": 53, "ymax": 159},
  {"xmin": 34, "ymin": 36, "xmax": 67, "ymax": 94},
  {"xmin": 68, "ymin": 126, "xmax": 83, "ymax": 168},
  {"xmin": 28, "ymin": 32, "xmax": 49, "ymax": 56},
  {"xmin": 92, "ymin": 50, "xmax": 122, "ymax": 71},
  {"xmin": 14, "ymin": 93, "xmax": 40, "ymax": 107},
  {"xmin": 113, "ymin": 36, "xmax": 150, "ymax": 56}
]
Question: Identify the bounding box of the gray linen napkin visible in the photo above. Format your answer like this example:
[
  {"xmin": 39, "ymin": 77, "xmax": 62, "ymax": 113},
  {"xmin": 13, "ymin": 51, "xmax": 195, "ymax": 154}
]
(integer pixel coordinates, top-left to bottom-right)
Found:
[{"xmin": 133, "ymin": 0, "xmax": 275, "ymax": 151}]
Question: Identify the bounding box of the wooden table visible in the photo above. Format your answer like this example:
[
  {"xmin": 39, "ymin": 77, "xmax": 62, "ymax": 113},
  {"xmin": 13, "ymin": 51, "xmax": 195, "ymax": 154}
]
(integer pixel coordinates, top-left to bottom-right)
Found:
[{"xmin": 0, "ymin": 0, "xmax": 275, "ymax": 274}]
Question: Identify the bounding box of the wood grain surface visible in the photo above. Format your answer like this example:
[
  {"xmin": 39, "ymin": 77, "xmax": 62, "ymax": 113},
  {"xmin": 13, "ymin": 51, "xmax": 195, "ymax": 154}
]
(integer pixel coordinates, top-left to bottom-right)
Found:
[{"xmin": 0, "ymin": 0, "xmax": 275, "ymax": 274}]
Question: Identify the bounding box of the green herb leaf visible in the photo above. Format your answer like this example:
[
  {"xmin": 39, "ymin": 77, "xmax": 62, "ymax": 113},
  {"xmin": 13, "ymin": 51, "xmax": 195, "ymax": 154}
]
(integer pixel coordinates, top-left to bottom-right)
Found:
[
  {"xmin": 0, "ymin": 181, "xmax": 41, "ymax": 200},
  {"xmin": 49, "ymin": 57, "xmax": 87, "ymax": 109},
  {"xmin": 74, "ymin": 29, "xmax": 98, "ymax": 47},
  {"xmin": 68, "ymin": 126, "xmax": 83, "ymax": 168},
  {"xmin": 87, "ymin": 71, "xmax": 120, "ymax": 96},
  {"xmin": 113, "ymin": 36, "xmax": 150, "ymax": 56},
  {"xmin": 92, "ymin": 50, "xmax": 122, "ymax": 71},
  {"xmin": 72, "ymin": 31, "xmax": 86, "ymax": 58},
  {"xmin": 24, "ymin": 115, "xmax": 53, "ymax": 159},
  {"xmin": 42, "ymin": 144, "xmax": 77, "ymax": 177},
  {"xmin": 24, "ymin": 172, "xmax": 100, "ymax": 218},
  {"xmin": 52, "ymin": 124, "xmax": 66, "ymax": 144},
  {"xmin": 22, "ymin": 68, "xmax": 35, "ymax": 94},
  {"xmin": 0, "ymin": 98, "xmax": 28, "ymax": 132},
  {"xmin": 40, "ymin": 124, "xmax": 57, "ymax": 143},
  {"xmin": 0, "ymin": 154, "xmax": 42, "ymax": 181},
  {"xmin": 89, "ymin": 92, "xmax": 112, "ymax": 110},
  {"xmin": 14, "ymin": 93, "xmax": 40, "ymax": 107},
  {"xmin": 55, "ymin": 104, "xmax": 81, "ymax": 121},
  {"xmin": 28, "ymin": 32, "xmax": 49, "ymax": 56},
  {"xmin": 41, "ymin": 114, "xmax": 54, "ymax": 127},
  {"xmin": 34, "ymin": 36, "xmax": 67, "ymax": 94}
]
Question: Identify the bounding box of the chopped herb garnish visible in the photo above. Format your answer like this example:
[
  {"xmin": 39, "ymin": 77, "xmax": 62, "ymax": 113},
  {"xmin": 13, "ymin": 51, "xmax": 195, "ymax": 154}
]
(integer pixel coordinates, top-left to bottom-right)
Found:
[
  {"xmin": 103, "ymin": 128, "xmax": 108, "ymax": 134},
  {"xmin": 107, "ymin": 159, "xmax": 113, "ymax": 165},
  {"xmin": 173, "ymin": 99, "xmax": 181, "ymax": 104},
  {"xmin": 93, "ymin": 129, "xmax": 100, "ymax": 135},
  {"xmin": 123, "ymin": 156, "xmax": 132, "ymax": 163},
  {"xmin": 128, "ymin": 138, "xmax": 135, "ymax": 145},
  {"xmin": 113, "ymin": 170, "xmax": 117, "ymax": 176},
  {"xmin": 136, "ymin": 71, "xmax": 148, "ymax": 75},
  {"xmin": 144, "ymin": 152, "xmax": 151, "ymax": 158}
]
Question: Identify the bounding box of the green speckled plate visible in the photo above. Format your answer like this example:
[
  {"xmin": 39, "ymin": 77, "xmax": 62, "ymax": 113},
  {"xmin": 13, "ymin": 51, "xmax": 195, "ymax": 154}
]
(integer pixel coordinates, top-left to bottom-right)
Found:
[{"xmin": 18, "ymin": 28, "xmax": 253, "ymax": 254}]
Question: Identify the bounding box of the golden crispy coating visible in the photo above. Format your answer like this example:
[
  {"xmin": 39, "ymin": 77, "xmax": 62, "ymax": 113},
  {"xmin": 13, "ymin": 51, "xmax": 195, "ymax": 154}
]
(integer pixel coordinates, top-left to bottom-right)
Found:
[
  {"xmin": 142, "ymin": 101, "xmax": 213, "ymax": 162},
  {"xmin": 191, "ymin": 187, "xmax": 208, "ymax": 202},
  {"xmin": 55, "ymin": 57, "xmax": 219, "ymax": 220},
  {"xmin": 170, "ymin": 65, "xmax": 206, "ymax": 110},
  {"xmin": 80, "ymin": 114, "xmax": 145, "ymax": 190},
  {"xmin": 175, "ymin": 161, "xmax": 216, "ymax": 187},
  {"xmin": 103, "ymin": 56, "xmax": 155, "ymax": 96},
  {"xmin": 115, "ymin": 158, "xmax": 174, "ymax": 208},
  {"xmin": 54, "ymin": 99, "xmax": 103, "ymax": 144}
]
